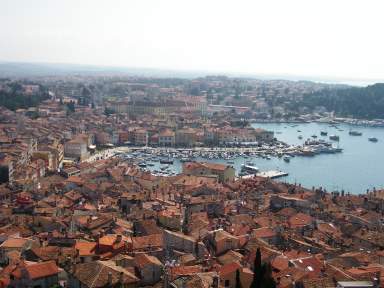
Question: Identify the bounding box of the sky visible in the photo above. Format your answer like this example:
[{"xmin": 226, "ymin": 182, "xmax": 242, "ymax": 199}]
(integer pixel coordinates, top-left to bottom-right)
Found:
[{"xmin": 0, "ymin": 0, "xmax": 384, "ymax": 83}]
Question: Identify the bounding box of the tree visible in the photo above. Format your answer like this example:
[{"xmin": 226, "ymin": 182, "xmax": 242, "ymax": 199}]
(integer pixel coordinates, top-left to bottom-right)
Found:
[
  {"xmin": 251, "ymin": 248, "xmax": 277, "ymax": 288},
  {"xmin": 235, "ymin": 269, "xmax": 242, "ymax": 288},
  {"xmin": 66, "ymin": 100, "xmax": 75, "ymax": 113},
  {"xmin": 251, "ymin": 248, "xmax": 262, "ymax": 288},
  {"xmin": 104, "ymin": 107, "xmax": 114, "ymax": 116}
]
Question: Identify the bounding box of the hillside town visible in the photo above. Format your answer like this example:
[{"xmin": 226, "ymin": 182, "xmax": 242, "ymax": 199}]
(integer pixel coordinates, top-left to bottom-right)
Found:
[{"xmin": 0, "ymin": 78, "xmax": 384, "ymax": 288}]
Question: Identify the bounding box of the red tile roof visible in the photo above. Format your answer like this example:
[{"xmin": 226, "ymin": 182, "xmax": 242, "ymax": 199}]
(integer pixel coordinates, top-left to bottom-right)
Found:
[
  {"xmin": 289, "ymin": 213, "xmax": 313, "ymax": 228},
  {"xmin": 75, "ymin": 241, "xmax": 97, "ymax": 256},
  {"xmin": 219, "ymin": 262, "xmax": 241, "ymax": 277},
  {"xmin": 11, "ymin": 260, "xmax": 59, "ymax": 280}
]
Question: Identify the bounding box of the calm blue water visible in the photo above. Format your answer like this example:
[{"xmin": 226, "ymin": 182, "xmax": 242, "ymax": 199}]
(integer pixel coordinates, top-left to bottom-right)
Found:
[
  {"xmin": 249, "ymin": 122, "xmax": 384, "ymax": 194},
  {"xmin": 141, "ymin": 122, "xmax": 384, "ymax": 194}
]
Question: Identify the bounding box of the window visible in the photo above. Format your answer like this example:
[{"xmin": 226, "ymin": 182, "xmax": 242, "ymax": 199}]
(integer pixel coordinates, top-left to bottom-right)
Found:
[{"xmin": 224, "ymin": 280, "xmax": 230, "ymax": 287}]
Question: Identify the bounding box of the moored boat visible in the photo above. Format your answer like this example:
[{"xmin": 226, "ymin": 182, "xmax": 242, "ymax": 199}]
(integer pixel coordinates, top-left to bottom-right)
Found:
[
  {"xmin": 369, "ymin": 137, "xmax": 378, "ymax": 142},
  {"xmin": 241, "ymin": 164, "xmax": 259, "ymax": 174},
  {"xmin": 349, "ymin": 130, "xmax": 362, "ymax": 136},
  {"xmin": 160, "ymin": 158, "xmax": 174, "ymax": 164}
]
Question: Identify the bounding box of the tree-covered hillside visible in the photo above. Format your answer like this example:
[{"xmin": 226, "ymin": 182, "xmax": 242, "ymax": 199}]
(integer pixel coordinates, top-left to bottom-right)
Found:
[{"xmin": 301, "ymin": 83, "xmax": 384, "ymax": 119}]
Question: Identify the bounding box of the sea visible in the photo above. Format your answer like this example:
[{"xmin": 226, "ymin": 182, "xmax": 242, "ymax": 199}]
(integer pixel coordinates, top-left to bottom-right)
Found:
[
  {"xmin": 249, "ymin": 122, "xmax": 384, "ymax": 194},
  {"xmin": 142, "ymin": 122, "xmax": 384, "ymax": 195}
]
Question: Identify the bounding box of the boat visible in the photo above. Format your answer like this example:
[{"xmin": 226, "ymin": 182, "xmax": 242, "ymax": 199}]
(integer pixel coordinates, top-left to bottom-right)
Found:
[
  {"xmin": 369, "ymin": 137, "xmax": 378, "ymax": 142},
  {"xmin": 241, "ymin": 164, "xmax": 259, "ymax": 174},
  {"xmin": 320, "ymin": 131, "xmax": 328, "ymax": 136},
  {"xmin": 246, "ymin": 161, "xmax": 255, "ymax": 166},
  {"xmin": 298, "ymin": 135, "xmax": 303, "ymax": 140},
  {"xmin": 160, "ymin": 158, "xmax": 174, "ymax": 164},
  {"xmin": 147, "ymin": 163, "xmax": 155, "ymax": 167},
  {"xmin": 227, "ymin": 160, "xmax": 235, "ymax": 164},
  {"xmin": 138, "ymin": 162, "xmax": 147, "ymax": 168},
  {"xmin": 301, "ymin": 149, "xmax": 315, "ymax": 156},
  {"xmin": 283, "ymin": 156, "xmax": 290, "ymax": 162},
  {"xmin": 311, "ymin": 135, "xmax": 318, "ymax": 138},
  {"xmin": 349, "ymin": 131, "xmax": 362, "ymax": 136},
  {"xmin": 329, "ymin": 135, "xmax": 339, "ymax": 141}
]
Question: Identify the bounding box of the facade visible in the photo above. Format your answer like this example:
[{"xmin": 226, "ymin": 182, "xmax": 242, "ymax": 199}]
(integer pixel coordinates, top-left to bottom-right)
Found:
[
  {"xmin": 133, "ymin": 129, "xmax": 148, "ymax": 146},
  {"xmin": 183, "ymin": 161, "xmax": 235, "ymax": 183},
  {"xmin": 64, "ymin": 135, "xmax": 89, "ymax": 160},
  {"xmin": 158, "ymin": 129, "xmax": 175, "ymax": 147},
  {"xmin": 175, "ymin": 128, "xmax": 197, "ymax": 147}
]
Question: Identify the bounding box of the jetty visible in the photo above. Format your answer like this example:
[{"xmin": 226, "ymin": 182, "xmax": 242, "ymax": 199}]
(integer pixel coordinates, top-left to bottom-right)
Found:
[
  {"xmin": 241, "ymin": 170, "xmax": 288, "ymax": 179},
  {"xmin": 256, "ymin": 170, "xmax": 289, "ymax": 179}
]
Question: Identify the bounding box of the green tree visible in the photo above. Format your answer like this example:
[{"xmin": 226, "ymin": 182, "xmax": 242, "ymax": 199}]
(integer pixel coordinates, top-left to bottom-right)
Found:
[
  {"xmin": 251, "ymin": 248, "xmax": 276, "ymax": 288},
  {"xmin": 235, "ymin": 269, "xmax": 242, "ymax": 288},
  {"xmin": 104, "ymin": 107, "xmax": 114, "ymax": 116},
  {"xmin": 66, "ymin": 100, "xmax": 75, "ymax": 113}
]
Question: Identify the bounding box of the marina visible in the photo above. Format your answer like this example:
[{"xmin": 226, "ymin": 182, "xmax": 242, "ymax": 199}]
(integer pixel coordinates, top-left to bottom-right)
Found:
[
  {"xmin": 115, "ymin": 136, "xmax": 342, "ymax": 179},
  {"xmin": 89, "ymin": 122, "xmax": 384, "ymax": 194}
]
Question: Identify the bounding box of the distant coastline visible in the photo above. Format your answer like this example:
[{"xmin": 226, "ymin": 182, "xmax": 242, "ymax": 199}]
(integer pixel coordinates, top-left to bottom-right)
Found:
[{"xmin": 0, "ymin": 61, "xmax": 382, "ymax": 86}]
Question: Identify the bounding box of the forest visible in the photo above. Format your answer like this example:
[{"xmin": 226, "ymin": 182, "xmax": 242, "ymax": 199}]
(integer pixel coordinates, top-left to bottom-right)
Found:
[{"xmin": 301, "ymin": 83, "xmax": 384, "ymax": 119}]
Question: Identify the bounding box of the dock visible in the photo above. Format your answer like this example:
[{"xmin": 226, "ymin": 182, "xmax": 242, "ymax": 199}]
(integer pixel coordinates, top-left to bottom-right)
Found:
[
  {"xmin": 256, "ymin": 170, "xmax": 288, "ymax": 179},
  {"xmin": 239, "ymin": 170, "xmax": 288, "ymax": 180}
]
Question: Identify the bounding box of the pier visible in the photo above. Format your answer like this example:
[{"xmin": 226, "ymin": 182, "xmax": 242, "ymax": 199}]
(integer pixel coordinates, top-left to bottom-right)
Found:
[
  {"xmin": 239, "ymin": 170, "xmax": 288, "ymax": 180},
  {"xmin": 256, "ymin": 170, "xmax": 289, "ymax": 179}
]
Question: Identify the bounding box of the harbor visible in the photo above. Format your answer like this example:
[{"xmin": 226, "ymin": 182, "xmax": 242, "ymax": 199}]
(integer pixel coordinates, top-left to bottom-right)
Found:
[
  {"xmin": 111, "ymin": 136, "xmax": 342, "ymax": 178},
  {"xmin": 83, "ymin": 122, "xmax": 384, "ymax": 194}
]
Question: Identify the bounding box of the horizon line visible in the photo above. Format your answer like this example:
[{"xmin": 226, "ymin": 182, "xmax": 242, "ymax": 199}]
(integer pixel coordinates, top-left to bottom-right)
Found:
[{"xmin": 0, "ymin": 60, "xmax": 383, "ymax": 86}]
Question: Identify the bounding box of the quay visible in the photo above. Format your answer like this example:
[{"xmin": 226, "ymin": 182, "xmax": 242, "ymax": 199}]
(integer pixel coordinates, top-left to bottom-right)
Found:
[
  {"xmin": 239, "ymin": 170, "xmax": 288, "ymax": 180},
  {"xmin": 256, "ymin": 170, "xmax": 289, "ymax": 179}
]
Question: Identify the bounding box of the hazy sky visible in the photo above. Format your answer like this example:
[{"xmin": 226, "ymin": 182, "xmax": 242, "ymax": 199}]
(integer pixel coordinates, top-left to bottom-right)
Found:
[{"xmin": 1, "ymin": 0, "xmax": 383, "ymax": 81}]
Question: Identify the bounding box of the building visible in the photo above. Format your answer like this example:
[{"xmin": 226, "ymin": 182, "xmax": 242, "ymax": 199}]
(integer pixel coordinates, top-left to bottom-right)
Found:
[
  {"xmin": 70, "ymin": 260, "xmax": 139, "ymax": 288},
  {"xmin": 64, "ymin": 135, "xmax": 89, "ymax": 160},
  {"xmin": 175, "ymin": 128, "xmax": 197, "ymax": 147},
  {"xmin": 9, "ymin": 260, "xmax": 60, "ymax": 288},
  {"xmin": 254, "ymin": 128, "xmax": 274, "ymax": 142},
  {"xmin": 183, "ymin": 161, "xmax": 235, "ymax": 183},
  {"xmin": 158, "ymin": 129, "xmax": 175, "ymax": 147},
  {"xmin": 133, "ymin": 129, "xmax": 148, "ymax": 146},
  {"xmin": 134, "ymin": 253, "xmax": 163, "ymax": 286}
]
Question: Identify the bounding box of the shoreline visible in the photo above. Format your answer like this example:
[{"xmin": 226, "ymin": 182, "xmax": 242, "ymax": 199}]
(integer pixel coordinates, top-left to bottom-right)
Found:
[{"xmin": 251, "ymin": 118, "xmax": 384, "ymax": 127}]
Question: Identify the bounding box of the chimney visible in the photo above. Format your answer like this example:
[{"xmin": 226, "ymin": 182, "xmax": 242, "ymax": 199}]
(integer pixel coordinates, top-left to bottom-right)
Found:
[
  {"xmin": 119, "ymin": 271, "xmax": 124, "ymax": 284},
  {"xmin": 116, "ymin": 234, "xmax": 122, "ymax": 243},
  {"xmin": 108, "ymin": 272, "xmax": 112, "ymax": 286}
]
